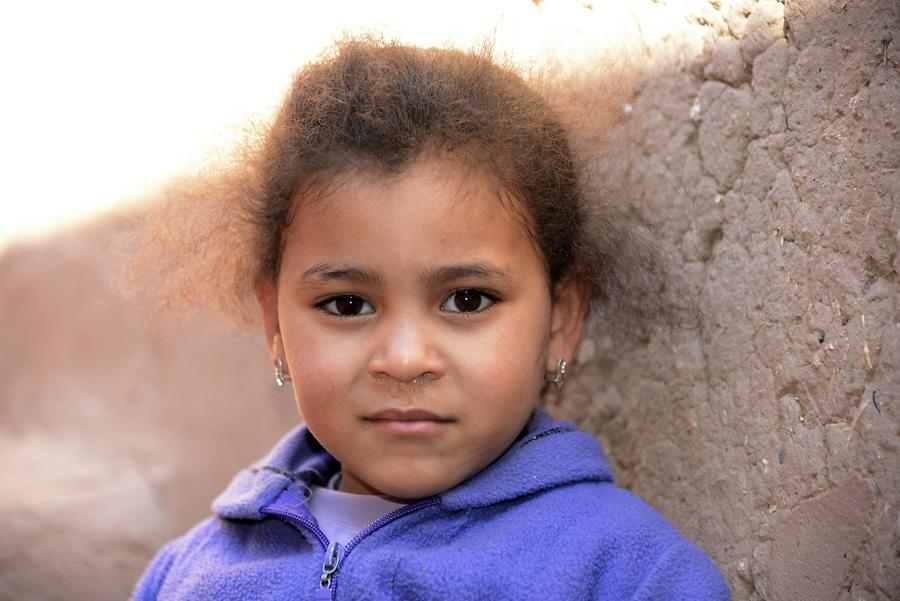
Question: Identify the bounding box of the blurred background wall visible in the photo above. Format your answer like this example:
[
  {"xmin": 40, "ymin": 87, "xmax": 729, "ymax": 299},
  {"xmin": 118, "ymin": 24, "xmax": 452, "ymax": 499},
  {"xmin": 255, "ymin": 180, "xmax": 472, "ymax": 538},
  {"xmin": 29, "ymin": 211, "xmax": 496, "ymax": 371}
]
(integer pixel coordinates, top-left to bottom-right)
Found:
[{"xmin": 1, "ymin": 1, "xmax": 897, "ymax": 600}]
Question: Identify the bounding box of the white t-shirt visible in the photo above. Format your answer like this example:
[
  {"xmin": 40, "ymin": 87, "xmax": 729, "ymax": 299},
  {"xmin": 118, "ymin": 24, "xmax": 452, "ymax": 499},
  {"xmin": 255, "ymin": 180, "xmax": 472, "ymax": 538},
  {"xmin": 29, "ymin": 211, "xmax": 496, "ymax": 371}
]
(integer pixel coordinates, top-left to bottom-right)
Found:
[{"xmin": 307, "ymin": 474, "xmax": 406, "ymax": 546}]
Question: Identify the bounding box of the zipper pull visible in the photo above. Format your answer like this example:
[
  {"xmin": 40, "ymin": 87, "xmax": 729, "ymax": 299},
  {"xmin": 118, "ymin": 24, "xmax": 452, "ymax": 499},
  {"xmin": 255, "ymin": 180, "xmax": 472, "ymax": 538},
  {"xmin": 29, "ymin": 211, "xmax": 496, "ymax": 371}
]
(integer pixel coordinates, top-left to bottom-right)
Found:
[{"xmin": 319, "ymin": 541, "xmax": 342, "ymax": 589}]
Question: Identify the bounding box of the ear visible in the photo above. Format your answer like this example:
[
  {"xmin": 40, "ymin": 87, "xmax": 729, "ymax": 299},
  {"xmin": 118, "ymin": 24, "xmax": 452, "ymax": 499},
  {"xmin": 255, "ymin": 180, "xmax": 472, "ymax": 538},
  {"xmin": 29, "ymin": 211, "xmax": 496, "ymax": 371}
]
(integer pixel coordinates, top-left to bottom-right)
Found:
[
  {"xmin": 255, "ymin": 277, "xmax": 282, "ymax": 361},
  {"xmin": 546, "ymin": 274, "xmax": 591, "ymax": 372}
]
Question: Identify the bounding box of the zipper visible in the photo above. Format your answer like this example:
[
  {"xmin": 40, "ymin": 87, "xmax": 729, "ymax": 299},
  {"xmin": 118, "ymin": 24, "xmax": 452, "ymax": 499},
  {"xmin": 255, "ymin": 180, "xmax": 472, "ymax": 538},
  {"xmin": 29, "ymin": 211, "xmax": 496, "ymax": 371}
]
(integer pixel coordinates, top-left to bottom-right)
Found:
[
  {"xmin": 262, "ymin": 494, "xmax": 440, "ymax": 600},
  {"xmin": 328, "ymin": 498, "xmax": 440, "ymax": 598},
  {"xmin": 316, "ymin": 541, "xmax": 342, "ymax": 600},
  {"xmin": 260, "ymin": 504, "xmax": 339, "ymax": 599},
  {"xmin": 320, "ymin": 541, "xmax": 341, "ymax": 587}
]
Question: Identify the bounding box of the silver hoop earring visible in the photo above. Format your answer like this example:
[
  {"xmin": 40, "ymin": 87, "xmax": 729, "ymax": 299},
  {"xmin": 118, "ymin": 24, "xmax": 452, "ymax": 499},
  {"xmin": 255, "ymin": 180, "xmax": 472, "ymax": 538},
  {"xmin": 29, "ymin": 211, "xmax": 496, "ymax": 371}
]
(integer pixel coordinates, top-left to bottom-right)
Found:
[
  {"xmin": 274, "ymin": 357, "xmax": 292, "ymax": 387},
  {"xmin": 545, "ymin": 357, "xmax": 567, "ymax": 389}
]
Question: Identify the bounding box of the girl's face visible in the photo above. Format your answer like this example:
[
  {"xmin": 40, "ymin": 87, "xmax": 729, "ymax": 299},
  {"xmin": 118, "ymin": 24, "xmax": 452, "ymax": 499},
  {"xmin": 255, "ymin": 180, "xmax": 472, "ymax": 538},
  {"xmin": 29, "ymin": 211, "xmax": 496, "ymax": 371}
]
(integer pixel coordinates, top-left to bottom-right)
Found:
[{"xmin": 258, "ymin": 159, "xmax": 587, "ymax": 500}]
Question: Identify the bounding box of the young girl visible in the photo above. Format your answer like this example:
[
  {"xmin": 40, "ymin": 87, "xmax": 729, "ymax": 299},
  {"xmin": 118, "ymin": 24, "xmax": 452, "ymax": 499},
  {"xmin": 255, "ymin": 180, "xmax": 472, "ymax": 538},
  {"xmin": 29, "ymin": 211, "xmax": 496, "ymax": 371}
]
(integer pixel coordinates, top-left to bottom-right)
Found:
[{"xmin": 132, "ymin": 38, "xmax": 730, "ymax": 600}]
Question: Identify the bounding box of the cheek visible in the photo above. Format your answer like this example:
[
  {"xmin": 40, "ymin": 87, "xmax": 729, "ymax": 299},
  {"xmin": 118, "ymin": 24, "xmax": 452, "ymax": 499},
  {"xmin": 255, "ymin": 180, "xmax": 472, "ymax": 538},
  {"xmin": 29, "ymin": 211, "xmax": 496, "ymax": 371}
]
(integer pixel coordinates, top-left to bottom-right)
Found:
[
  {"xmin": 453, "ymin": 311, "xmax": 550, "ymax": 407},
  {"xmin": 283, "ymin": 330, "xmax": 360, "ymax": 414}
]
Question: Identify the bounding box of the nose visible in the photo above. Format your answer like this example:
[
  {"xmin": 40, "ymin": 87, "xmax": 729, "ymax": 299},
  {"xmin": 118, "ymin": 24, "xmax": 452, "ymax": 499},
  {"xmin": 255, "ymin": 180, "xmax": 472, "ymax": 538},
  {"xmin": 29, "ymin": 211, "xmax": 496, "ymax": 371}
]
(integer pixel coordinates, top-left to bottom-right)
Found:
[{"xmin": 368, "ymin": 311, "xmax": 445, "ymax": 383}]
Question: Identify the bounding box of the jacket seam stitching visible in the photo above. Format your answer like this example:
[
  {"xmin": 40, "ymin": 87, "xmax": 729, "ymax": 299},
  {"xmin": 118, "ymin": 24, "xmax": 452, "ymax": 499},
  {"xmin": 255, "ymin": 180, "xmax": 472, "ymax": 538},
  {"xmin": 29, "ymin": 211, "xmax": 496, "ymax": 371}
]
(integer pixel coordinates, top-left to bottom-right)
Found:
[
  {"xmin": 520, "ymin": 426, "xmax": 575, "ymax": 447},
  {"xmin": 250, "ymin": 465, "xmax": 325, "ymax": 484}
]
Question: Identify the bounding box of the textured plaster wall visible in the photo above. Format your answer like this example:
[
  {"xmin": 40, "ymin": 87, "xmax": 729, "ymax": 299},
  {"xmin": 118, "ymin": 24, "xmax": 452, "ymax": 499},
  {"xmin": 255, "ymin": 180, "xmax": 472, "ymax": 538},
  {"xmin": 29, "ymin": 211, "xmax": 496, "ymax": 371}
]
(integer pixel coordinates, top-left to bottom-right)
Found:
[
  {"xmin": 0, "ymin": 1, "xmax": 897, "ymax": 600},
  {"xmin": 551, "ymin": 1, "xmax": 899, "ymax": 600}
]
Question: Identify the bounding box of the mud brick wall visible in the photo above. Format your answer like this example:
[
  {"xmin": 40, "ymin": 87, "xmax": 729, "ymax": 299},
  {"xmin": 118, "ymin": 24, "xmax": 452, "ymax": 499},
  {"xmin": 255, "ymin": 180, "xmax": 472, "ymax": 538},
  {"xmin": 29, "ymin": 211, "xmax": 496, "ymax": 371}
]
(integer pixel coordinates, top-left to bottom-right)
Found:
[
  {"xmin": 1, "ymin": 1, "xmax": 897, "ymax": 600},
  {"xmin": 551, "ymin": 1, "xmax": 899, "ymax": 600}
]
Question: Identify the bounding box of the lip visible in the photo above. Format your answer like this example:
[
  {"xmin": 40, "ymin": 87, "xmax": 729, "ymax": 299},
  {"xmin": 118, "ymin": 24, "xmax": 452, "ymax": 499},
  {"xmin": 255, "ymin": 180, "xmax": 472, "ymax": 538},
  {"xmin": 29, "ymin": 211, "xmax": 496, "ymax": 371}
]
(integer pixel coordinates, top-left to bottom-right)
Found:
[
  {"xmin": 367, "ymin": 408, "xmax": 452, "ymax": 422},
  {"xmin": 364, "ymin": 408, "xmax": 454, "ymax": 435}
]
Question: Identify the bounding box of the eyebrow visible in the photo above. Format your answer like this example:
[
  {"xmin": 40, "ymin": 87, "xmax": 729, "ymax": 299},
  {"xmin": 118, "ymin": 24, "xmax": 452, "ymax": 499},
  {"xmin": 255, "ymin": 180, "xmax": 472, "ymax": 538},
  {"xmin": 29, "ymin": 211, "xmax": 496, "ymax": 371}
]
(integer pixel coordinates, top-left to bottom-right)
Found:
[
  {"xmin": 420, "ymin": 263, "xmax": 515, "ymax": 288},
  {"xmin": 298, "ymin": 261, "xmax": 514, "ymax": 289},
  {"xmin": 300, "ymin": 263, "xmax": 384, "ymax": 288}
]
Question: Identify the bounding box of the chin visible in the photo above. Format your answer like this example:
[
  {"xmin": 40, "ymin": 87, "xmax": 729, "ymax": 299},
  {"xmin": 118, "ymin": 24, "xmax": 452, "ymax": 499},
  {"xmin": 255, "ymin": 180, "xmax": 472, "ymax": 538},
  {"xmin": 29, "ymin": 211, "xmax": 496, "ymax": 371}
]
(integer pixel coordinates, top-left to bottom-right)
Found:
[
  {"xmin": 363, "ymin": 465, "xmax": 468, "ymax": 501},
  {"xmin": 350, "ymin": 456, "xmax": 486, "ymax": 501},
  {"xmin": 374, "ymin": 478, "xmax": 449, "ymax": 502}
]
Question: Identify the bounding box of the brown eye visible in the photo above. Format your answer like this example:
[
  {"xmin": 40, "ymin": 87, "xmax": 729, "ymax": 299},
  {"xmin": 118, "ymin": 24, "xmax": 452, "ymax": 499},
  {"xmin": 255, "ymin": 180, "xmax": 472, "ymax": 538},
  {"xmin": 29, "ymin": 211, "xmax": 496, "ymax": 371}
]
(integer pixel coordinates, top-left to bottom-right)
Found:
[
  {"xmin": 441, "ymin": 289, "xmax": 495, "ymax": 314},
  {"xmin": 321, "ymin": 295, "xmax": 374, "ymax": 317}
]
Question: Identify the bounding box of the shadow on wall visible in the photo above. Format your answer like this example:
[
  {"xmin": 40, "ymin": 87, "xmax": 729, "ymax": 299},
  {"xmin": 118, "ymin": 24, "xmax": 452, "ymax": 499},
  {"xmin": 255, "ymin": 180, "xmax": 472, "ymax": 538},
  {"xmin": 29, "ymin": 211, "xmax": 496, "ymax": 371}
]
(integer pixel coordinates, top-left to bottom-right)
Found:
[{"xmin": 0, "ymin": 1, "xmax": 897, "ymax": 600}]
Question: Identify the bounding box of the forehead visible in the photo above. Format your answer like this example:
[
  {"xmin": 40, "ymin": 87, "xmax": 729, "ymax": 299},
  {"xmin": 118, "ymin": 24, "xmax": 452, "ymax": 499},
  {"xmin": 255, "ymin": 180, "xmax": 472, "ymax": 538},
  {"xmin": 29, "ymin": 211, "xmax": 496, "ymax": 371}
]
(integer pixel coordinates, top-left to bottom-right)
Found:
[{"xmin": 281, "ymin": 160, "xmax": 546, "ymax": 280}]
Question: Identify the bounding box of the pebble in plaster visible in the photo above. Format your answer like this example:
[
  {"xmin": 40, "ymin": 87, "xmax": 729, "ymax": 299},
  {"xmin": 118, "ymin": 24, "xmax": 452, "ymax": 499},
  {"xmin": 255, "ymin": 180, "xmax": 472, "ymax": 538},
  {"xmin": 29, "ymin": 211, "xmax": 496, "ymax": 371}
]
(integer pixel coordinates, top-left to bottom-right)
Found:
[
  {"xmin": 769, "ymin": 168, "xmax": 825, "ymax": 248},
  {"xmin": 720, "ymin": 0, "xmax": 753, "ymax": 39},
  {"xmin": 699, "ymin": 85, "xmax": 753, "ymax": 191},
  {"xmin": 750, "ymin": 39, "xmax": 789, "ymax": 137},
  {"xmin": 705, "ymin": 39, "xmax": 749, "ymax": 86},
  {"xmin": 739, "ymin": 0, "xmax": 784, "ymax": 64}
]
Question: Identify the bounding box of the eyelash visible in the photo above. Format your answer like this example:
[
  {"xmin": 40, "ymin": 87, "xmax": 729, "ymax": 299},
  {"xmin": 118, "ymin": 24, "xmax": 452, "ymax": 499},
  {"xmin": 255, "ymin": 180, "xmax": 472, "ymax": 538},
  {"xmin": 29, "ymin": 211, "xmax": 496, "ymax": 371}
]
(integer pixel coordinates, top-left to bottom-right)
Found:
[
  {"xmin": 440, "ymin": 288, "xmax": 498, "ymax": 315},
  {"xmin": 316, "ymin": 289, "xmax": 499, "ymax": 318},
  {"xmin": 315, "ymin": 294, "xmax": 374, "ymax": 318}
]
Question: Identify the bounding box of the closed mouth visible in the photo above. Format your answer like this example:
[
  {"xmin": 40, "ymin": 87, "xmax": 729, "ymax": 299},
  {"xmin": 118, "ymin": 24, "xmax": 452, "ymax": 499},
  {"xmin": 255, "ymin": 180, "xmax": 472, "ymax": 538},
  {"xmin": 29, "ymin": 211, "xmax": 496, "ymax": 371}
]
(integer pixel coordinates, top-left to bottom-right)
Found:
[{"xmin": 365, "ymin": 408, "xmax": 455, "ymax": 423}]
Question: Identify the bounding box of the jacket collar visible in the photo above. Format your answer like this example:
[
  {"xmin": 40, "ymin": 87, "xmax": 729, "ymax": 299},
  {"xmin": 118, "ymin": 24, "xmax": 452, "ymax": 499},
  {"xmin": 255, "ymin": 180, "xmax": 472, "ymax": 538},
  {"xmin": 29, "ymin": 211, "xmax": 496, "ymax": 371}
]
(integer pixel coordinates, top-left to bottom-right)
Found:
[{"xmin": 212, "ymin": 410, "xmax": 613, "ymax": 520}]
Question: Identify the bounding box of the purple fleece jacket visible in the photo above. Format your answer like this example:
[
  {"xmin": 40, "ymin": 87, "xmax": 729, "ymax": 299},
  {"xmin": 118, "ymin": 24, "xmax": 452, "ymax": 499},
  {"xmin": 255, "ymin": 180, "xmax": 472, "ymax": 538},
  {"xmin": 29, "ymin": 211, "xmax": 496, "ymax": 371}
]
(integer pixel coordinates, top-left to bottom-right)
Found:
[{"xmin": 132, "ymin": 411, "xmax": 731, "ymax": 600}]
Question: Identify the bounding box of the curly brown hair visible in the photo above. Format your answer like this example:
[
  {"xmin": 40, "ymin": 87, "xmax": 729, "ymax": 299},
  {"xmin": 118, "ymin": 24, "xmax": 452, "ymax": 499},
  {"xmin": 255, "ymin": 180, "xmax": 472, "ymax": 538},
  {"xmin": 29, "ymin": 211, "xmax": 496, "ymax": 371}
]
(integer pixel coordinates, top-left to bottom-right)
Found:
[
  {"xmin": 252, "ymin": 38, "xmax": 581, "ymax": 288},
  {"xmin": 127, "ymin": 36, "xmax": 678, "ymax": 338}
]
